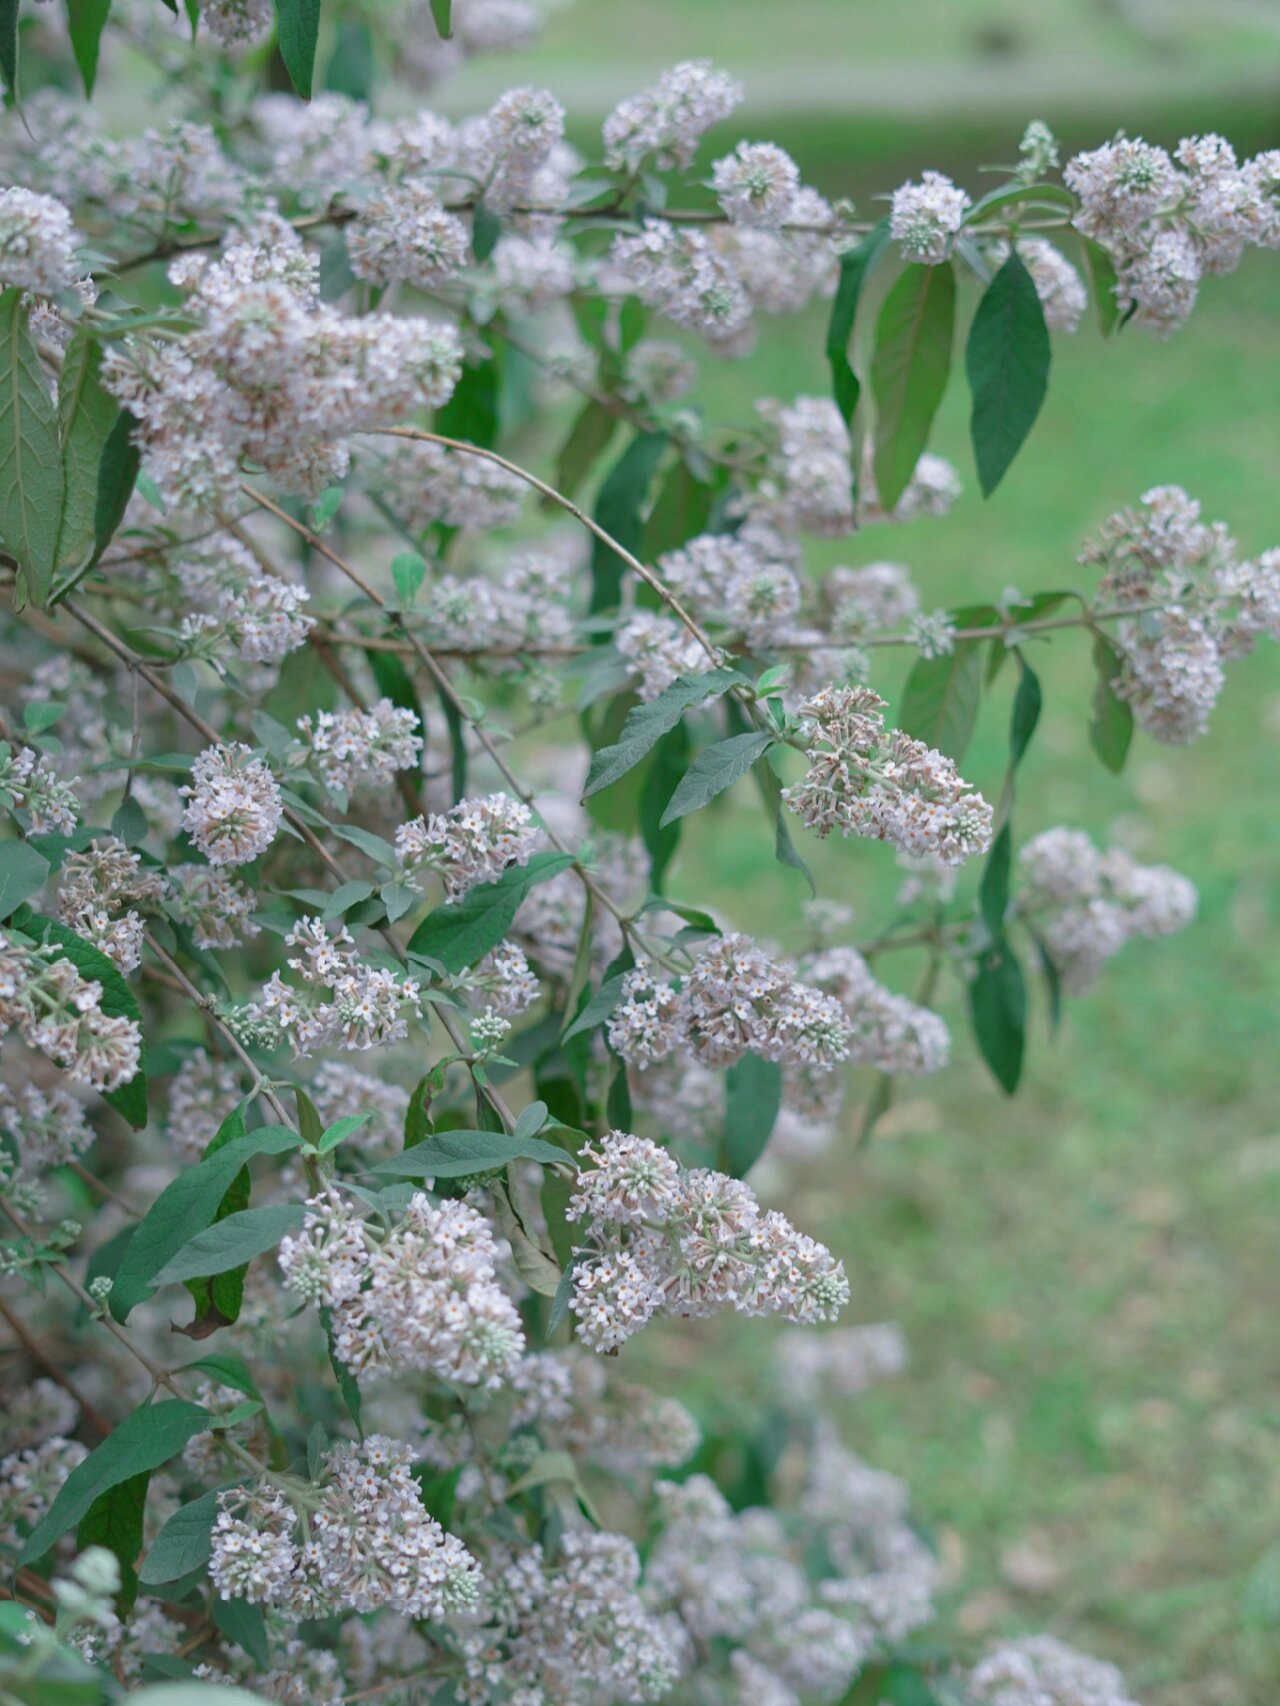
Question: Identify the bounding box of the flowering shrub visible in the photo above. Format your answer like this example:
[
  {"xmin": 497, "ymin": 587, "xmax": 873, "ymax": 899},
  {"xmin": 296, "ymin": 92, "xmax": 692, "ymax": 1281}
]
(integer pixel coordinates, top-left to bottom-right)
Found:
[{"xmin": 0, "ymin": 4, "xmax": 1277, "ymax": 1704}]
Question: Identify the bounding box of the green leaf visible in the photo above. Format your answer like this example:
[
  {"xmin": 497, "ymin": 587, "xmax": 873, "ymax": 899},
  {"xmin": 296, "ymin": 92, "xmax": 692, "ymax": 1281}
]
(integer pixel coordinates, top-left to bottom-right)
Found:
[
  {"xmin": 1008, "ymin": 654, "xmax": 1043, "ymax": 768},
  {"xmin": 554, "ymin": 398, "xmax": 618, "ymax": 500},
  {"xmin": 644, "ymin": 456, "xmax": 714, "ymax": 561},
  {"xmin": 318, "ymin": 1112, "xmax": 371, "ymax": 1153},
  {"xmin": 406, "ymin": 850, "xmax": 575, "ymax": 973},
  {"xmin": 979, "ymin": 821, "xmax": 1012, "ymax": 938},
  {"xmin": 130, "ymin": 1688, "xmax": 270, "ymax": 1706},
  {"xmin": 0, "ymin": 289, "xmax": 66, "ymax": 609},
  {"xmin": 19, "ymin": 1401, "xmax": 211, "ymax": 1565},
  {"xmin": 826, "ymin": 218, "xmax": 890, "ymax": 428},
  {"xmin": 472, "ymin": 201, "xmax": 502, "ymax": 263},
  {"xmin": 559, "ymin": 973, "xmax": 626, "ymax": 1044},
  {"xmin": 897, "ymin": 642, "xmax": 983, "ymax": 762},
  {"xmin": 870, "ymin": 262, "xmax": 956, "ymax": 512},
  {"xmin": 750, "ymin": 746, "xmax": 816, "ymax": 896},
  {"xmin": 0, "ymin": 0, "xmax": 17, "ymax": 98},
  {"xmin": 55, "ymin": 334, "xmax": 119, "ymax": 574},
  {"xmin": 63, "ymin": 0, "xmax": 111, "ymax": 108},
  {"xmin": 513, "ymin": 1099, "xmax": 548, "ymax": 1142},
  {"xmin": 150, "ymin": 1204, "xmax": 305, "ymax": 1289},
  {"xmin": 659, "ymin": 731, "xmax": 775, "ymax": 828},
  {"xmin": 77, "ymin": 1471, "xmax": 148, "ymax": 1610},
  {"xmin": 583, "ymin": 668, "xmax": 745, "ymax": 798},
  {"xmin": 435, "ymin": 354, "xmax": 499, "ymax": 448},
  {"xmin": 966, "ymin": 247, "xmax": 1051, "ymax": 497},
  {"xmin": 0, "ymin": 840, "xmax": 50, "ymax": 918},
  {"xmin": 969, "ymin": 935, "xmax": 1026, "ymax": 1095},
  {"xmin": 721, "ymin": 1053, "xmax": 782, "ymax": 1178},
  {"xmin": 489, "ymin": 1182, "xmax": 561, "ymax": 1297},
  {"xmin": 391, "ymin": 551, "xmax": 427, "ymax": 609},
  {"xmin": 139, "ymin": 1487, "xmax": 223, "ymax": 1586},
  {"xmin": 370, "ymin": 1128, "xmax": 575, "ymax": 1179},
  {"xmin": 429, "ymin": 0, "xmax": 452, "ymax": 36},
  {"xmin": 1077, "ymin": 233, "xmax": 1120, "ymax": 336},
  {"xmin": 32, "ymin": 913, "xmax": 147, "ymax": 1128},
  {"xmin": 91, "ymin": 406, "xmax": 140, "ymax": 568},
  {"xmin": 437, "ymin": 679, "xmax": 467, "ymax": 802},
  {"xmin": 963, "ymin": 182, "xmax": 1076, "ymax": 224},
  {"xmin": 110, "ymin": 1118, "xmax": 298, "ymax": 1320},
  {"xmin": 272, "ymin": 0, "xmax": 321, "ymax": 98},
  {"xmin": 323, "ymin": 17, "xmax": 373, "ymax": 101},
  {"xmin": 589, "ymin": 431, "xmax": 667, "ymax": 613},
  {"xmin": 319, "ymin": 1305, "xmax": 362, "ymax": 1431},
  {"xmin": 210, "ymin": 1599, "xmax": 270, "ymax": 1671},
  {"xmin": 1088, "ymin": 632, "xmax": 1133, "ymax": 773},
  {"xmin": 639, "ymin": 719, "xmax": 688, "ymax": 893}
]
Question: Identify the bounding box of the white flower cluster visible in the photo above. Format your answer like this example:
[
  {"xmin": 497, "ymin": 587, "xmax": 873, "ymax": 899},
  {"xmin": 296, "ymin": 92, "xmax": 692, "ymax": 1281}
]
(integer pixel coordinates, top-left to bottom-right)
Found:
[
  {"xmin": 0, "ymin": 743, "xmax": 80, "ymax": 835},
  {"xmin": 1017, "ymin": 827, "xmax": 1197, "ymax": 993},
  {"xmin": 293, "ymin": 699, "xmax": 423, "ymax": 797},
  {"xmin": 968, "ymin": 1634, "xmax": 1142, "ymax": 1706},
  {"xmin": 658, "ymin": 529, "xmax": 802, "ymax": 648},
  {"xmin": 470, "ymin": 938, "xmax": 541, "ymax": 1015},
  {"xmin": 0, "ymin": 1071, "xmax": 92, "ymax": 1175},
  {"xmin": 824, "ymin": 561, "xmax": 921, "ymax": 640},
  {"xmin": 712, "ymin": 141, "xmax": 801, "ymax": 228},
  {"xmin": 238, "ymin": 917, "xmax": 424, "ymax": 1055},
  {"xmin": 53, "ymin": 836, "xmax": 168, "ymax": 974},
  {"xmin": 0, "ymin": 1435, "xmax": 89, "ymax": 1547},
  {"xmin": 603, "ymin": 60, "xmax": 743, "ymax": 170},
  {"xmin": 487, "ymin": 1530, "xmax": 682, "ymax": 1703},
  {"xmin": 0, "ymin": 1377, "xmax": 79, "ymax": 1454},
  {"xmin": 198, "ymin": 0, "xmax": 275, "ymax": 46},
  {"xmin": 607, "ymin": 934, "xmax": 852, "ymax": 1074},
  {"xmin": 166, "ymin": 1046, "xmax": 242, "ymax": 1163},
  {"xmin": 104, "ymin": 227, "xmax": 462, "ymax": 510},
  {"xmin": 347, "ymin": 180, "xmax": 471, "ymax": 290},
  {"xmin": 802, "ymin": 945, "xmax": 950, "ymax": 1076},
  {"xmin": 167, "ymin": 863, "xmax": 261, "ymax": 951},
  {"xmin": 0, "ymin": 185, "xmax": 81, "ymax": 296},
  {"xmin": 784, "ymin": 685, "xmax": 994, "ymax": 864},
  {"xmin": 395, "ymin": 792, "xmax": 538, "ymax": 901},
  {"xmin": 1013, "ymin": 236, "xmax": 1089, "ymax": 332},
  {"xmin": 0, "ymin": 930, "xmax": 143, "ymax": 1092},
  {"xmin": 611, "ymin": 219, "xmax": 752, "ymax": 346},
  {"xmin": 181, "ymin": 743, "xmax": 283, "ymax": 867},
  {"xmin": 762, "ymin": 394, "xmax": 856, "ymax": 535},
  {"xmin": 890, "ymin": 171, "xmax": 970, "ymax": 264},
  {"xmin": 369, "ymin": 436, "xmax": 526, "ymax": 533},
  {"xmin": 210, "ymin": 1435, "xmax": 483, "ymax": 1619},
  {"xmin": 616, "ymin": 611, "xmax": 705, "ymax": 700},
  {"xmin": 1065, "ymin": 133, "xmax": 1280, "ymax": 334},
  {"xmin": 567, "ymin": 1130, "xmax": 849, "ymax": 1352},
  {"xmin": 1081, "ymin": 485, "xmax": 1280, "ymax": 743},
  {"xmin": 175, "ymin": 535, "xmax": 313, "ymax": 665},
  {"xmin": 278, "ymin": 1188, "xmax": 525, "ymax": 1384}
]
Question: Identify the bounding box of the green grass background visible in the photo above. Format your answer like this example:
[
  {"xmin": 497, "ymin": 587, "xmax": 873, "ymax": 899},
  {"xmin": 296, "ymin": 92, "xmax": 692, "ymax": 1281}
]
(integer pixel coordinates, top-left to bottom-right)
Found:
[{"xmin": 465, "ymin": 3, "xmax": 1280, "ymax": 1700}]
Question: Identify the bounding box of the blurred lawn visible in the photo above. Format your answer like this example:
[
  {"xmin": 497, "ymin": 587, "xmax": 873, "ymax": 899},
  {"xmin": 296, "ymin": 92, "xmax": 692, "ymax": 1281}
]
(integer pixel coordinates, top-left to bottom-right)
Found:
[{"xmin": 484, "ymin": 4, "xmax": 1280, "ymax": 1702}]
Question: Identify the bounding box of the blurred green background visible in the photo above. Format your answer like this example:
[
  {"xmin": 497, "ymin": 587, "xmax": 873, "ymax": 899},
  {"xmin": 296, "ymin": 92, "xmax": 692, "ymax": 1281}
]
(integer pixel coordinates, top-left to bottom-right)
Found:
[{"xmin": 456, "ymin": 4, "xmax": 1280, "ymax": 1702}]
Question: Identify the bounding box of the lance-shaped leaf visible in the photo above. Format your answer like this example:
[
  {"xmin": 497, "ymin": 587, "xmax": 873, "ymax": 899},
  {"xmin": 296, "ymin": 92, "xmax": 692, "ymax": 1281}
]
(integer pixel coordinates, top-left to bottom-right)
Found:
[
  {"xmin": 721, "ymin": 1053, "xmax": 782, "ymax": 1178},
  {"xmin": 19, "ymin": 1401, "xmax": 212, "ymax": 1565},
  {"xmin": 55, "ymin": 331, "xmax": 118, "ymax": 574},
  {"xmin": 92, "ymin": 406, "xmax": 141, "ymax": 565},
  {"xmin": 583, "ymin": 668, "xmax": 745, "ymax": 798},
  {"xmin": 151, "ymin": 1204, "xmax": 306, "ymax": 1289},
  {"xmin": 110, "ymin": 1121, "xmax": 298, "ymax": 1320},
  {"xmin": 0, "ymin": 290, "xmax": 66, "ymax": 609},
  {"xmin": 897, "ymin": 642, "xmax": 984, "ymax": 763},
  {"xmin": 370, "ymin": 1128, "xmax": 576, "ymax": 1180},
  {"xmin": 659, "ymin": 731, "xmax": 775, "ymax": 828},
  {"xmin": 589, "ymin": 430, "xmax": 667, "ymax": 613},
  {"xmin": 870, "ymin": 262, "xmax": 955, "ymax": 512},
  {"xmin": 77, "ymin": 1472, "xmax": 149, "ymax": 1609},
  {"xmin": 1088, "ymin": 632, "xmax": 1133, "ymax": 773},
  {"xmin": 966, "ymin": 247, "xmax": 1052, "ymax": 496},
  {"xmin": 273, "ymin": 0, "xmax": 322, "ymax": 98},
  {"xmin": 969, "ymin": 935, "xmax": 1027, "ymax": 1095},
  {"xmin": 407, "ymin": 850, "xmax": 575, "ymax": 973},
  {"xmin": 826, "ymin": 217, "xmax": 890, "ymax": 428},
  {"xmin": 0, "ymin": 840, "xmax": 50, "ymax": 920},
  {"xmin": 140, "ymin": 1486, "xmax": 225, "ymax": 1586}
]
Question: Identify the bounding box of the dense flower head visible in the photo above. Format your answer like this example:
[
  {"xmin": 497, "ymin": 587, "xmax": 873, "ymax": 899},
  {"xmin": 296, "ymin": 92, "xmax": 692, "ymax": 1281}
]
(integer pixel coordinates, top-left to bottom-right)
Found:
[
  {"xmin": 395, "ymin": 791, "xmax": 538, "ymax": 901},
  {"xmin": 802, "ymin": 945, "xmax": 950, "ymax": 1075},
  {"xmin": 0, "ymin": 186, "xmax": 81, "ymax": 296},
  {"xmin": 295, "ymin": 700, "xmax": 423, "ymax": 796},
  {"xmin": 784, "ymin": 686, "xmax": 993, "ymax": 863},
  {"xmin": 1017, "ymin": 827, "xmax": 1196, "ymax": 992},
  {"xmin": 175, "ymin": 535, "xmax": 313, "ymax": 664},
  {"xmin": 0, "ymin": 743, "xmax": 80, "ymax": 835},
  {"xmin": 0, "ymin": 930, "xmax": 143, "ymax": 1092},
  {"xmin": 890, "ymin": 170, "xmax": 970, "ymax": 264},
  {"xmin": 279, "ymin": 1188, "xmax": 526, "ymax": 1384},
  {"xmin": 712, "ymin": 141, "xmax": 801, "ymax": 227},
  {"xmin": 181, "ymin": 743, "xmax": 283, "ymax": 866},
  {"xmin": 347, "ymin": 181, "xmax": 471, "ymax": 289},
  {"xmin": 210, "ymin": 1435, "xmax": 482, "ymax": 1620},
  {"xmin": 968, "ymin": 1634, "xmax": 1141, "ymax": 1706},
  {"xmin": 567, "ymin": 1129, "xmax": 849, "ymax": 1351},
  {"xmin": 611, "ymin": 219, "xmax": 753, "ymax": 344},
  {"xmin": 603, "ymin": 60, "xmax": 743, "ymax": 170}
]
